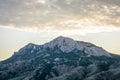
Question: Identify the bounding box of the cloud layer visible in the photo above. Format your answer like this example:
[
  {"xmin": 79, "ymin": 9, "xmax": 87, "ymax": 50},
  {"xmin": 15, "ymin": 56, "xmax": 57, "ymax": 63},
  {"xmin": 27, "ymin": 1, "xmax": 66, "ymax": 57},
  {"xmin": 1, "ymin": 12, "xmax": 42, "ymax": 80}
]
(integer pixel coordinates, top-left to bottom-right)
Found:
[{"xmin": 0, "ymin": 0, "xmax": 120, "ymax": 32}]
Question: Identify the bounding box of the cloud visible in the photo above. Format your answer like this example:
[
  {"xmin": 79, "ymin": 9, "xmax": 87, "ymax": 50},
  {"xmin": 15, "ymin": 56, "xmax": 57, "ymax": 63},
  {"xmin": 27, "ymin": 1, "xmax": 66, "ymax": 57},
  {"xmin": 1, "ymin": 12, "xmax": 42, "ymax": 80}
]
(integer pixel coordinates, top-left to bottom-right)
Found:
[
  {"xmin": 1, "ymin": 25, "xmax": 120, "ymax": 37},
  {"xmin": 0, "ymin": 0, "xmax": 120, "ymax": 32}
]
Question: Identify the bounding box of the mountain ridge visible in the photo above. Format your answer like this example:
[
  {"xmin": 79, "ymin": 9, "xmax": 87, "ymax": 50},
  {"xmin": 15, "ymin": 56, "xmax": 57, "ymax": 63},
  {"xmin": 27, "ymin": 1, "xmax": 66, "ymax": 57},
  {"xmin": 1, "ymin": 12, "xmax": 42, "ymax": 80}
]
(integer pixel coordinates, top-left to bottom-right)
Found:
[
  {"xmin": 15, "ymin": 36, "xmax": 111, "ymax": 57},
  {"xmin": 0, "ymin": 36, "xmax": 120, "ymax": 80}
]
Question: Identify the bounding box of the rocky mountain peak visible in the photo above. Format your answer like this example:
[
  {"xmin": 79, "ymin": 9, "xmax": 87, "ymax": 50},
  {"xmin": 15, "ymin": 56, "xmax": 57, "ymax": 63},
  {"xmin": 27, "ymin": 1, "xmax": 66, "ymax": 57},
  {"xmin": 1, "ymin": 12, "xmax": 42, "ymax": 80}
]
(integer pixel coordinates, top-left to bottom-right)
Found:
[
  {"xmin": 43, "ymin": 36, "xmax": 111, "ymax": 57},
  {"xmin": 51, "ymin": 36, "xmax": 76, "ymax": 45},
  {"xmin": 12, "ymin": 36, "xmax": 112, "ymax": 58},
  {"xmin": 44, "ymin": 36, "xmax": 78, "ymax": 53}
]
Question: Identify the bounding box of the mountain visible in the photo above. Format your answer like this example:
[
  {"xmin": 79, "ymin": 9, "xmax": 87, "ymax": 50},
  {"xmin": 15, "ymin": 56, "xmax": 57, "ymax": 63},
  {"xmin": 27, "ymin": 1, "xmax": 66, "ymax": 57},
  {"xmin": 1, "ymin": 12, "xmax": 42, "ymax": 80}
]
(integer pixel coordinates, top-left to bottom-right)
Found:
[{"xmin": 0, "ymin": 36, "xmax": 120, "ymax": 80}]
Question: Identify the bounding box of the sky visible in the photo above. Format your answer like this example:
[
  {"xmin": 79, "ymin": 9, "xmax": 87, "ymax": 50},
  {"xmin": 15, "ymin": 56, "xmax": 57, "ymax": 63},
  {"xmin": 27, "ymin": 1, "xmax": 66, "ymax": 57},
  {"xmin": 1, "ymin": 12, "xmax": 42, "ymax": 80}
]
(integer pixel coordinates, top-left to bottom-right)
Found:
[{"xmin": 0, "ymin": 0, "xmax": 120, "ymax": 61}]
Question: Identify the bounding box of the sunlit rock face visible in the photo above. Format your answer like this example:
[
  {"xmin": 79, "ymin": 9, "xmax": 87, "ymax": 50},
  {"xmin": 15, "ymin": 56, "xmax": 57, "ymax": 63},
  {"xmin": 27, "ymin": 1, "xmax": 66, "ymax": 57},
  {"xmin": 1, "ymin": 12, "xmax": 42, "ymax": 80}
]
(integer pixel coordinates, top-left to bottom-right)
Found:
[
  {"xmin": 43, "ymin": 36, "xmax": 111, "ymax": 57},
  {"xmin": 0, "ymin": 36, "xmax": 119, "ymax": 80}
]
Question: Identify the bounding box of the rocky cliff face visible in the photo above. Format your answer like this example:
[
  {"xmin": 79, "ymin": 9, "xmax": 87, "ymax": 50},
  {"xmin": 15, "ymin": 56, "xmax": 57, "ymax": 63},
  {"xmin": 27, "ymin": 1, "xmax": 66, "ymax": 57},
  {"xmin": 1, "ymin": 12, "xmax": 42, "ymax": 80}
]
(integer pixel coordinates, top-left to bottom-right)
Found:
[
  {"xmin": 43, "ymin": 36, "xmax": 111, "ymax": 57},
  {"xmin": 0, "ymin": 36, "xmax": 120, "ymax": 80}
]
